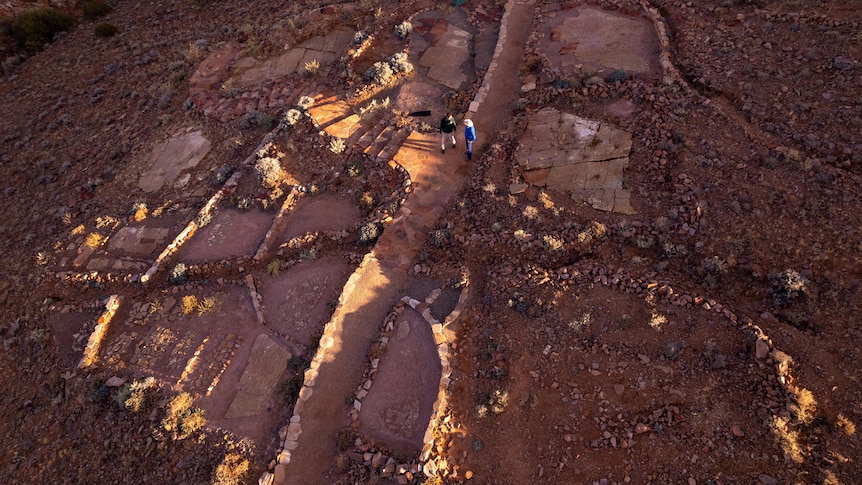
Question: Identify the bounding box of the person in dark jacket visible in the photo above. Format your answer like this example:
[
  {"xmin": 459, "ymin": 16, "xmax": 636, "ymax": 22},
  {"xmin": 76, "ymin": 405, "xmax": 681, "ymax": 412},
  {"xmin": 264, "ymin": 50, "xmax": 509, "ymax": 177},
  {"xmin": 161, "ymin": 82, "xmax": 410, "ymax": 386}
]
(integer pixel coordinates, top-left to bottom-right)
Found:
[
  {"xmin": 439, "ymin": 112, "xmax": 456, "ymax": 153},
  {"xmin": 463, "ymin": 119, "xmax": 476, "ymax": 160}
]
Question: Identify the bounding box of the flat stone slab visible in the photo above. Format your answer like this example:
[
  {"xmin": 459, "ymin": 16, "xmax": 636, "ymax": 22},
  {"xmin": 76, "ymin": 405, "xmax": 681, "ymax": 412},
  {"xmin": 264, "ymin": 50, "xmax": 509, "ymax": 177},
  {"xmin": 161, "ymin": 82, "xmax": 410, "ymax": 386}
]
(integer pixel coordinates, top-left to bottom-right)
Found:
[
  {"xmin": 309, "ymin": 100, "xmax": 362, "ymax": 140},
  {"xmin": 138, "ymin": 129, "xmax": 212, "ymax": 193},
  {"xmin": 234, "ymin": 28, "xmax": 354, "ymax": 88},
  {"xmin": 189, "ymin": 42, "xmax": 241, "ymax": 93},
  {"xmin": 225, "ymin": 333, "xmax": 291, "ymax": 419},
  {"xmin": 106, "ymin": 226, "xmax": 170, "ymax": 256},
  {"xmin": 176, "ymin": 209, "xmax": 276, "ymax": 263},
  {"xmin": 515, "ymin": 107, "xmax": 635, "ymax": 214},
  {"xmin": 542, "ymin": 6, "xmax": 660, "ymax": 77},
  {"xmin": 419, "ymin": 23, "xmax": 472, "ymax": 90}
]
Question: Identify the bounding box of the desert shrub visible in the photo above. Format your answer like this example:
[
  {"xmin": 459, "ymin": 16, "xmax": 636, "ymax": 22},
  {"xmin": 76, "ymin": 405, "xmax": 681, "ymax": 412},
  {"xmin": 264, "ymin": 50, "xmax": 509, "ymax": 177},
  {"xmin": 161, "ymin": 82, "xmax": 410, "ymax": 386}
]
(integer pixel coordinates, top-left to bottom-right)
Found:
[
  {"xmin": 170, "ymin": 263, "xmax": 187, "ymax": 284},
  {"xmin": 89, "ymin": 380, "xmax": 111, "ymax": 402},
  {"xmin": 358, "ymin": 96, "xmax": 390, "ymax": 119},
  {"xmin": 11, "ymin": 7, "xmax": 72, "ymax": 51},
  {"xmin": 394, "ymin": 20, "xmax": 412, "ymax": 40},
  {"xmin": 282, "ymin": 108, "xmax": 302, "ymax": 127},
  {"xmin": 357, "ymin": 222, "xmax": 382, "ymax": 245},
  {"xmin": 287, "ymin": 355, "xmax": 310, "ymax": 373},
  {"xmin": 1, "ymin": 54, "xmax": 24, "ymax": 74},
  {"xmin": 131, "ymin": 202, "xmax": 148, "ymax": 221},
  {"xmin": 789, "ymin": 387, "xmax": 817, "ymax": 425},
  {"xmin": 196, "ymin": 296, "xmax": 216, "ymax": 314},
  {"xmin": 543, "ymin": 234, "xmax": 565, "ymax": 251},
  {"xmin": 836, "ymin": 414, "xmax": 856, "ymax": 436},
  {"xmin": 770, "ymin": 269, "xmax": 808, "ymax": 307},
  {"xmin": 634, "ymin": 235, "xmax": 654, "ymax": 248},
  {"xmin": 212, "ymin": 453, "xmax": 252, "ymax": 485},
  {"xmin": 522, "ymin": 53, "xmax": 544, "ymax": 75},
  {"xmin": 195, "ymin": 211, "xmax": 212, "ymax": 227},
  {"xmin": 94, "ymin": 22, "xmax": 117, "ymax": 38},
  {"xmin": 430, "ymin": 228, "xmax": 450, "ymax": 248},
  {"xmin": 85, "ymin": 232, "xmax": 107, "ymax": 249},
  {"xmin": 212, "ymin": 165, "xmax": 232, "ymax": 186},
  {"xmin": 353, "ymin": 30, "xmax": 368, "ymax": 44},
  {"xmin": 114, "ymin": 376, "xmax": 156, "ymax": 412},
  {"xmin": 346, "ymin": 158, "xmax": 364, "ymax": 177},
  {"xmin": 239, "ymin": 110, "xmax": 276, "ymax": 130},
  {"xmin": 83, "ymin": 0, "xmax": 112, "ymax": 20},
  {"xmin": 476, "ymin": 389, "xmax": 509, "ymax": 418},
  {"xmin": 329, "ymin": 137, "xmax": 346, "ymax": 154},
  {"xmin": 606, "ymin": 69, "xmax": 629, "ymax": 83},
  {"xmin": 180, "ymin": 295, "xmax": 216, "ymax": 315},
  {"xmin": 267, "ymin": 259, "xmax": 284, "ymax": 276},
  {"xmin": 356, "ymin": 190, "xmax": 375, "ymax": 211},
  {"xmin": 701, "ymin": 256, "xmax": 728, "ymax": 275},
  {"xmin": 162, "ymin": 392, "xmax": 206, "ymax": 440},
  {"xmin": 296, "ymin": 95, "xmax": 315, "ymax": 111},
  {"xmin": 388, "ymin": 51, "xmax": 413, "ymax": 74},
  {"xmin": 255, "ymin": 156, "xmax": 285, "ymax": 189},
  {"xmin": 304, "ymin": 59, "xmax": 320, "ymax": 74},
  {"xmin": 336, "ymin": 429, "xmax": 356, "ymax": 451},
  {"xmin": 364, "ymin": 61, "xmax": 393, "ymax": 86},
  {"xmin": 181, "ymin": 295, "xmax": 199, "ymax": 314}
]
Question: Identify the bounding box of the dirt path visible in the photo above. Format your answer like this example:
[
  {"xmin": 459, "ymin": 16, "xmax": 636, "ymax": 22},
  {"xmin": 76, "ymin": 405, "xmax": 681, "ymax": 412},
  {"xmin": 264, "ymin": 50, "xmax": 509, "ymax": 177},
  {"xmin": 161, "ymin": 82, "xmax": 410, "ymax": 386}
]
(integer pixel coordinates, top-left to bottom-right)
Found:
[
  {"xmin": 470, "ymin": 0, "xmax": 536, "ymax": 156},
  {"xmin": 281, "ymin": 3, "xmax": 536, "ymax": 482}
]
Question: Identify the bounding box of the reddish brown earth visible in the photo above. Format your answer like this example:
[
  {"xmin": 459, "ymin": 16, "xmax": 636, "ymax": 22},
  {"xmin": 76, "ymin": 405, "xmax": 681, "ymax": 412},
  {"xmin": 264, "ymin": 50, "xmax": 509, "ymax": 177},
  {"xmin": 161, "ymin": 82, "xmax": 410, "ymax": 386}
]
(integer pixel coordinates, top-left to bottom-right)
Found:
[{"xmin": 1, "ymin": 1, "xmax": 861, "ymax": 485}]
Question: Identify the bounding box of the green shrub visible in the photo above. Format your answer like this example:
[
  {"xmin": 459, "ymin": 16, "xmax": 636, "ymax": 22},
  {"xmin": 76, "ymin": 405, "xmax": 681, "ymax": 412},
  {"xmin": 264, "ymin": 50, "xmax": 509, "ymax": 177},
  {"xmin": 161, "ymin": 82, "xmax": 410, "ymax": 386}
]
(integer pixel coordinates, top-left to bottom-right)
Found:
[
  {"xmin": 94, "ymin": 22, "xmax": 117, "ymax": 38},
  {"xmin": 11, "ymin": 7, "xmax": 73, "ymax": 51},
  {"xmin": 770, "ymin": 269, "xmax": 808, "ymax": 307},
  {"xmin": 239, "ymin": 110, "xmax": 276, "ymax": 130},
  {"xmin": 605, "ymin": 69, "xmax": 629, "ymax": 83},
  {"xmin": 83, "ymin": 0, "xmax": 112, "ymax": 20},
  {"xmin": 430, "ymin": 228, "xmax": 450, "ymax": 248}
]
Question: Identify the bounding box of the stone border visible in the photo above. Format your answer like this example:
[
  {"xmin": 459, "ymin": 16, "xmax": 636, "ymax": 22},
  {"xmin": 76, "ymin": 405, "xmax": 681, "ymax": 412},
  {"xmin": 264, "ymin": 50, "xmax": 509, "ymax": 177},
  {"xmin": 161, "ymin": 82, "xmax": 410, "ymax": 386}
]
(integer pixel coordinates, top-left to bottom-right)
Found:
[
  {"xmin": 244, "ymin": 274, "xmax": 307, "ymax": 352},
  {"xmin": 257, "ymin": 97, "xmax": 423, "ymax": 485},
  {"xmin": 77, "ymin": 294, "xmax": 121, "ymax": 368},
  {"xmin": 258, "ymin": 249, "xmax": 377, "ymax": 485},
  {"xmin": 639, "ymin": 0, "xmax": 691, "ymax": 91},
  {"xmin": 139, "ymin": 133, "xmax": 275, "ymax": 284},
  {"xmin": 253, "ymin": 187, "xmax": 302, "ymax": 262},
  {"xmin": 405, "ymin": 272, "xmax": 471, "ymax": 469},
  {"xmin": 466, "ymin": 0, "xmax": 516, "ymax": 118},
  {"xmin": 330, "ymin": 267, "xmax": 471, "ymax": 482}
]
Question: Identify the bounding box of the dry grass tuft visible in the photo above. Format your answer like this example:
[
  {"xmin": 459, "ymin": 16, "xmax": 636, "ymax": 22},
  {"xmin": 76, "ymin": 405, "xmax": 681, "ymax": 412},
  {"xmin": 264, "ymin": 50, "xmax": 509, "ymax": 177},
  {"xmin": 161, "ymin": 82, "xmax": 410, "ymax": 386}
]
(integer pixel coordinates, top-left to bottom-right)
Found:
[
  {"xmin": 769, "ymin": 416, "xmax": 806, "ymax": 463},
  {"xmin": 181, "ymin": 295, "xmax": 199, "ymax": 315},
  {"xmin": 85, "ymin": 232, "xmax": 107, "ymax": 249},
  {"xmin": 213, "ymin": 452, "xmax": 251, "ymax": 485},
  {"xmin": 836, "ymin": 414, "xmax": 856, "ymax": 435}
]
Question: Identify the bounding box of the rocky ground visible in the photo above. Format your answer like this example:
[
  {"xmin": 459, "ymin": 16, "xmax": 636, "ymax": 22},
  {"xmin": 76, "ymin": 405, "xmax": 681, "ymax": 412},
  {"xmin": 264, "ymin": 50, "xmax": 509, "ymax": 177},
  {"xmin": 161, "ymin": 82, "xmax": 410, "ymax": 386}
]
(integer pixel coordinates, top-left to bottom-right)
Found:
[{"xmin": 1, "ymin": 0, "xmax": 861, "ymax": 484}]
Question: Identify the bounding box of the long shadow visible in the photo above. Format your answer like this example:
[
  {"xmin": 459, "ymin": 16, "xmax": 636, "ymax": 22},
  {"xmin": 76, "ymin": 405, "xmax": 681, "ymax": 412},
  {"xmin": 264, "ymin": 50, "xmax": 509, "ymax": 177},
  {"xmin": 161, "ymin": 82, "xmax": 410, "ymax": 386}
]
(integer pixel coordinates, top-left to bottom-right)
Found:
[{"xmin": 400, "ymin": 138, "xmax": 438, "ymax": 150}]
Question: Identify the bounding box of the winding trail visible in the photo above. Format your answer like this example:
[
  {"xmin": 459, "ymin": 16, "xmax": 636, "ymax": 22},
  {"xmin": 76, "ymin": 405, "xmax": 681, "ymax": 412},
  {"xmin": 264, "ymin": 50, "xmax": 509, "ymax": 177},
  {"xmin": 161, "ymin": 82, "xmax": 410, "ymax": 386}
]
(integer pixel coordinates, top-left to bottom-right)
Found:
[{"xmin": 278, "ymin": 1, "xmax": 537, "ymax": 483}]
